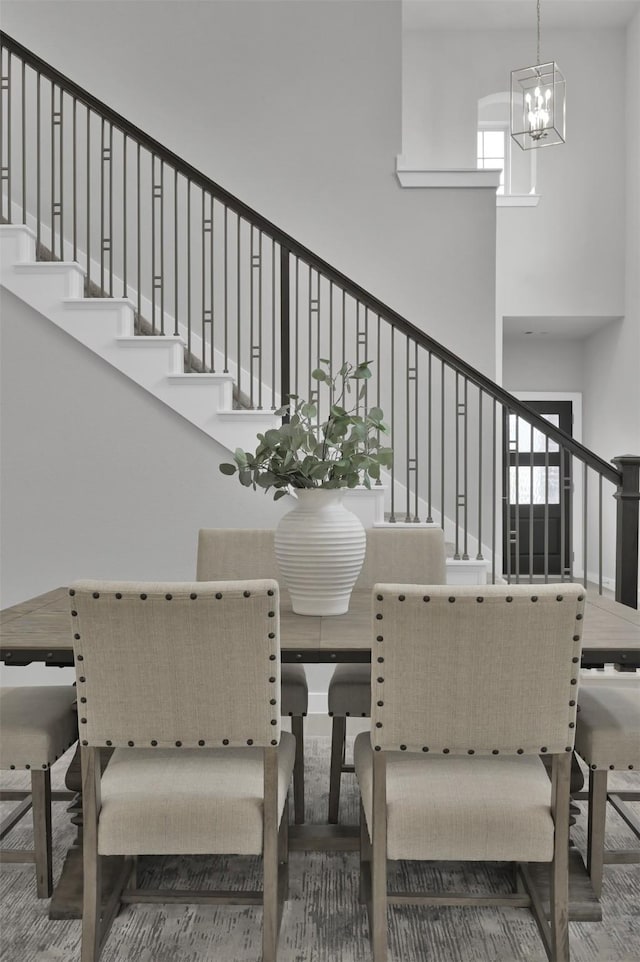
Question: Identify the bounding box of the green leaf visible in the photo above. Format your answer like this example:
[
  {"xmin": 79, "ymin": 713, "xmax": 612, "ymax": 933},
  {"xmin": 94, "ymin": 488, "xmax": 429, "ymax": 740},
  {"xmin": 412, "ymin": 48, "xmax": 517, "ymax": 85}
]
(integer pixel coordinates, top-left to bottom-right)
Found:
[
  {"xmin": 219, "ymin": 463, "xmax": 237, "ymax": 476},
  {"xmin": 273, "ymin": 489, "xmax": 289, "ymax": 501},
  {"xmin": 311, "ymin": 368, "xmax": 327, "ymax": 382}
]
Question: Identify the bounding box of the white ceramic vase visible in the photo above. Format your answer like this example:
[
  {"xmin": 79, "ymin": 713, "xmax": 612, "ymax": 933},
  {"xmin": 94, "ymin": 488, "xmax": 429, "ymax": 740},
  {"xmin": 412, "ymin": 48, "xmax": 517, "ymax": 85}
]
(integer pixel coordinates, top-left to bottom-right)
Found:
[{"xmin": 274, "ymin": 489, "xmax": 366, "ymax": 616}]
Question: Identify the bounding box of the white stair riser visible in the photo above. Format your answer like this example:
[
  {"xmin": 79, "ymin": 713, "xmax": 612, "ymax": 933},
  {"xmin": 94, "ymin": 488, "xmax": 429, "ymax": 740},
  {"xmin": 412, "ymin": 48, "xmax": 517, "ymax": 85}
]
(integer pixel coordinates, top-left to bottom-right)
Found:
[{"xmin": 0, "ymin": 225, "xmax": 37, "ymax": 264}]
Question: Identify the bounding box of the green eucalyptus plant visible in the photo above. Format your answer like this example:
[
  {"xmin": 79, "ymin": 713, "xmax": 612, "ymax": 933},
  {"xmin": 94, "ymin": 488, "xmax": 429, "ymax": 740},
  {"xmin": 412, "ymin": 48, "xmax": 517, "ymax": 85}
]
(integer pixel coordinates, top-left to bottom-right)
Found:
[{"xmin": 219, "ymin": 360, "xmax": 393, "ymax": 501}]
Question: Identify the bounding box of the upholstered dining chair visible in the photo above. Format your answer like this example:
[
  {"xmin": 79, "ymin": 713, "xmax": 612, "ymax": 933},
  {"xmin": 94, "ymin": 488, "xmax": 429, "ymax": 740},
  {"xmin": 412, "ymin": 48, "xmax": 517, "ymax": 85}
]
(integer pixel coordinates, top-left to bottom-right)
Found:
[
  {"xmin": 197, "ymin": 528, "xmax": 308, "ymax": 824},
  {"xmin": 0, "ymin": 685, "xmax": 77, "ymax": 897},
  {"xmin": 328, "ymin": 526, "xmax": 446, "ymax": 822},
  {"xmin": 574, "ymin": 679, "xmax": 640, "ymax": 897},
  {"xmin": 70, "ymin": 579, "xmax": 294, "ymax": 962},
  {"xmin": 354, "ymin": 582, "xmax": 585, "ymax": 962}
]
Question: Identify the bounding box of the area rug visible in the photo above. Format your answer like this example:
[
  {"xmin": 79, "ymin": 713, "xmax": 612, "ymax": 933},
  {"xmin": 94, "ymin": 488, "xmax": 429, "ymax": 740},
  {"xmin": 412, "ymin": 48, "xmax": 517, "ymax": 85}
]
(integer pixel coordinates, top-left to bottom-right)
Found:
[{"xmin": 1, "ymin": 737, "xmax": 639, "ymax": 962}]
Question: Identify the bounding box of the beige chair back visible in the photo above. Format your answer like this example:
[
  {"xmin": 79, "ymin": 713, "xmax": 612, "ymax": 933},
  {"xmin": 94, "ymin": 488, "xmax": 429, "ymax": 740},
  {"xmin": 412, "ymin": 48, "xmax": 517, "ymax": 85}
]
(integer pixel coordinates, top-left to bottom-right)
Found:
[
  {"xmin": 197, "ymin": 526, "xmax": 446, "ymax": 591},
  {"xmin": 70, "ymin": 579, "xmax": 280, "ymax": 749},
  {"xmin": 371, "ymin": 583, "xmax": 585, "ymax": 755},
  {"xmin": 197, "ymin": 529, "xmax": 279, "ymax": 581},
  {"xmin": 356, "ymin": 526, "xmax": 446, "ymax": 590}
]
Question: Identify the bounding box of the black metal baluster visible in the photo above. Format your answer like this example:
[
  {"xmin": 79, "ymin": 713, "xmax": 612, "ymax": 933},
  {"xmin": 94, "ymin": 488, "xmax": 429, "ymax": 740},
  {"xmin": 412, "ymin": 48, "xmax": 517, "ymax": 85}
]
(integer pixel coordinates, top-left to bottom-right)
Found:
[
  {"xmin": 389, "ymin": 326, "xmax": 396, "ymax": 523},
  {"xmin": 341, "ymin": 288, "xmax": 346, "ymax": 375},
  {"xmin": 21, "ymin": 60, "xmax": 26, "ymax": 224},
  {"xmin": 413, "ymin": 341, "xmax": 419, "ymax": 522},
  {"xmin": 598, "ymin": 473, "xmax": 603, "ymax": 596},
  {"xmin": 427, "ymin": 353, "xmax": 433, "ymax": 522},
  {"xmin": 491, "ymin": 398, "xmax": 497, "ymax": 583},
  {"xmin": 405, "ymin": 337, "xmax": 411, "ymax": 522},
  {"xmin": 293, "ymin": 257, "xmax": 299, "ymax": 398},
  {"xmin": 122, "ymin": 133, "xmax": 127, "ymax": 297},
  {"xmin": 463, "ymin": 377, "xmax": 468, "ymax": 559},
  {"xmin": 529, "ymin": 428, "xmax": 534, "ymax": 583},
  {"xmin": 250, "ymin": 226, "xmax": 256, "ymax": 407},
  {"xmin": 36, "ymin": 72, "xmax": 40, "ymax": 252},
  {"xmin": 307, "ymin": 264, "xmax": 313, "ymax": 402},
  {"xmin": 50, "ymin": 83, "xmax": 55, "ymax": 258},
  {"xmin": 236, "ymin": 213, "xmax": 241, "ymax": 396},
  {"xmin": 71, "ymin": 98, "xmax": 77, "ymax": 260},
  {"xmin": 173, "ymin": 168, "xmax": 179, "ymax": 335},
  {"xmin": 100, "ymin": 117, "xmax": 104, "ymax": 291},
  {"xmin": 280, "ymin": 244, "xmax": 291, "ymax": 413},
  {"xmin": 151, "ymin": 155, "xmax": 157, "ymax": 333},
  {"xmin": 159, "ymin": 161, "xmax": 164, "ymax": 332},
  {"xmin": 136, "ymin": 142, "xmax": 140, "ymax": 322},
  {"xmin": 506, "ymin": 408, "xmax": 513, "ymax": 585},
  {"xmin": 224, "ymin": 205, "xmax": 229, "ymax": 371},
  {"xmin": 477, "ymin": 387, "xmax": 483, "ymax": 560},
  {"xmin": 107, "ymin": 122, "xmax": 113, "ymax": 295},
  {"xmin": 200, "ymin": 189, "xmax": 206, "ymax": 368},
  {"xmin": 583, "ymin": 463, "xmax": 588, "ymax": 589},
  {"xmin": 187, "ymin": 179, "xmax": 192, "ymax": 367},
  {"xmin": 271, "ymin": 236, "xmax": 276, "ymax": 407},
  {"xmin": 454, "ymin": 372, "xmax": 460, "ymax": 558},
  {"xmin": 515, "ymin": 415, "xmax": 520, "ymax": 583},
  {"xmin": 440, "ymin": 361, "xmax": 445, "ymax": 534},
  {"xmin": 257, "ymin": 230, "xmax": 263, "ymax": 408},
  {"xmin": 86, "ymin": 105, "xmax": 90, "ymax": 284}
]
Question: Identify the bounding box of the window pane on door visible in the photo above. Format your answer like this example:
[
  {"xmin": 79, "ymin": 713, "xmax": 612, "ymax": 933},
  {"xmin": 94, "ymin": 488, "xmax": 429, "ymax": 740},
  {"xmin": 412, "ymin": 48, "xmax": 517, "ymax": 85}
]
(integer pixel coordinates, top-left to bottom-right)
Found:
[
  {"xmin": 509, "ymin": 414, "xmax": 560, "ymax": 453},
  {"xmin": 509, "ymin": 466, "xmax": 560, "ymax": 504}
]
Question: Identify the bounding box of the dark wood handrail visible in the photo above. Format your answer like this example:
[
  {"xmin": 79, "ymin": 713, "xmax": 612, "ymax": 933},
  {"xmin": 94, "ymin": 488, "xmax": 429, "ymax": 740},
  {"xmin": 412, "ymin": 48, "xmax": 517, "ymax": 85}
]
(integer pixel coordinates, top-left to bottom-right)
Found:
[{"xmin": 0, "ymin": 30, "xmax": 622, "ymax": 487}]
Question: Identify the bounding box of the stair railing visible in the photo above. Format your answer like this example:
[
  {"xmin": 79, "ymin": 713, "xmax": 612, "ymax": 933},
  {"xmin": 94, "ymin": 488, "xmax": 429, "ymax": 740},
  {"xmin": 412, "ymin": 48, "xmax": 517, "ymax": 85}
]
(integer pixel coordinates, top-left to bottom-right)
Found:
[{"xmin": 1, "ymin": 31, "xmax": 638, "ymax": 608}]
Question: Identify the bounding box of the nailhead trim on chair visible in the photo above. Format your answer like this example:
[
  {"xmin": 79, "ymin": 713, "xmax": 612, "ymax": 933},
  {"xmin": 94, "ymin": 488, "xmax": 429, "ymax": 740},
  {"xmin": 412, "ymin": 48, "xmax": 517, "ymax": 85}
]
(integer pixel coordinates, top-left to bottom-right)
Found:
[
  {"xmin": 74, "ymin": 585, "xmax": 280, "ymax": 750},
  {"xmin": 372, "ymin": 588, "xmax": 584, "ymax": 755}
]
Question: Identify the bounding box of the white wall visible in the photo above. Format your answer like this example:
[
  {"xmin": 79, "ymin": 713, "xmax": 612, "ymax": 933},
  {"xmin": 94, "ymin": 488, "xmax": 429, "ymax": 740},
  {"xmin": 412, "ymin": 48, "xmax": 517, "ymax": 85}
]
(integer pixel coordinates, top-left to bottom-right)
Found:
[
  {"xmin": 0, "ymin": 289, "xmax": 289, "ymax": 607},
  {"xmin": 503, "ymin": 336, "xmax": 584, "ymax": 393}
]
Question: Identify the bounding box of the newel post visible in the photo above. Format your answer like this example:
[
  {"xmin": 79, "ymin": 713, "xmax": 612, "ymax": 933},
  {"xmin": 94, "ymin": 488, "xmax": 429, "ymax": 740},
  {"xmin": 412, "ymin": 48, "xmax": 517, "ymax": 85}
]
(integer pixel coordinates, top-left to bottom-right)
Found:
[{"xmin": 612, "ymin": 455, "xmax": 640, "ymax": 609}]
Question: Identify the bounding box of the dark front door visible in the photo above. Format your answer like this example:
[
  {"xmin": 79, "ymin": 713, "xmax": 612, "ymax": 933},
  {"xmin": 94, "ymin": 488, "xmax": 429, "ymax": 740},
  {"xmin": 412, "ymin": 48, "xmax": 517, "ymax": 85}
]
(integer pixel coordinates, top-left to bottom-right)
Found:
[{"xmin": 504, "ymin": 400, "xmax": 572, "ymax": 578}]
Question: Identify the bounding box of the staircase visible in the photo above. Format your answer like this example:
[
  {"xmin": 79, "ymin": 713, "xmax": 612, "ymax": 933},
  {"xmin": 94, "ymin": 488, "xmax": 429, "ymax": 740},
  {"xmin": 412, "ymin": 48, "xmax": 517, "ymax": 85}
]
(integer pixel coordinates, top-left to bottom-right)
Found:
[{"xmin": 1, "ymin": 31, "xmax": 638, "ymax": 606}]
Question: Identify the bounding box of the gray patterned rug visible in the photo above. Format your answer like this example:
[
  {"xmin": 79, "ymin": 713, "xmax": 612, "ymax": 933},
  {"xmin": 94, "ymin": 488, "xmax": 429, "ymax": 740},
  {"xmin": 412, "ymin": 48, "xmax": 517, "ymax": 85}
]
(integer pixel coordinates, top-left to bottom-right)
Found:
[{"xmin": 1, "ymin": 737, "xmax": 639, "ymax": 962}]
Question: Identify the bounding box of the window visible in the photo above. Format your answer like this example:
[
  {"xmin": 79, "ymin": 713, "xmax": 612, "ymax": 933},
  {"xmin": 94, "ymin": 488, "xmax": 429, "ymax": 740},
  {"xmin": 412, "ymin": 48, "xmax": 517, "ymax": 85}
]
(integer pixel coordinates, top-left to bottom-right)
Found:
[
  {"xmin": 477, "ymin": 128, "xmax": 506, "ymax": 195},
  {"xmin": 477, "ymin": 93, "xmax": 538, "ymax": 204}
]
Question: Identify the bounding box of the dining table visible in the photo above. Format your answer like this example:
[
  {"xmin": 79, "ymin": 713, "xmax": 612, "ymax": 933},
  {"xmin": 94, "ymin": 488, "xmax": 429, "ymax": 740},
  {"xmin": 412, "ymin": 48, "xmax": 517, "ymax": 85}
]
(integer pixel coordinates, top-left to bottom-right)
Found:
[{"xmin": 1, "ymin": 584, "xmax": 639, "ymax": 923}]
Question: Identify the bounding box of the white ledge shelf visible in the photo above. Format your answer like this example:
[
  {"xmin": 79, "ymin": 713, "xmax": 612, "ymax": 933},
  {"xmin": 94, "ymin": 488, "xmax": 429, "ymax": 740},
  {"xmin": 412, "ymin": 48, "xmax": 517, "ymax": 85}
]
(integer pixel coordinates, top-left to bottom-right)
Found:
[
  {"xmin": 395, "ymin": 168, "xmax": 500, "ymax": 189},
  {"xmin": 395, "ymin": 165, "xmax": 540, "ymax": 206}
]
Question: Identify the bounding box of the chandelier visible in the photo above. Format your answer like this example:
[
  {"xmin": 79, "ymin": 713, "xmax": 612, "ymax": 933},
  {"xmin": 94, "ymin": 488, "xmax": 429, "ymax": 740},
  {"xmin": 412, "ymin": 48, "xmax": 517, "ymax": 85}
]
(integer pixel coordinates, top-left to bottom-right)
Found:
[{"xmin": 510, "ymin": 0, "xmax": 566, "ymax": 150}]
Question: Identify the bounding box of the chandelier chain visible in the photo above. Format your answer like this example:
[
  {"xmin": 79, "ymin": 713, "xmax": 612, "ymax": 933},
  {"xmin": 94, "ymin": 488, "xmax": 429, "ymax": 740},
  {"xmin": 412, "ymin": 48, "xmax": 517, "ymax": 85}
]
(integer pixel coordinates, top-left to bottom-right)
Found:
[{"xmin": 537, "ymin": 0, "xmax": 541, "ymax": 65}]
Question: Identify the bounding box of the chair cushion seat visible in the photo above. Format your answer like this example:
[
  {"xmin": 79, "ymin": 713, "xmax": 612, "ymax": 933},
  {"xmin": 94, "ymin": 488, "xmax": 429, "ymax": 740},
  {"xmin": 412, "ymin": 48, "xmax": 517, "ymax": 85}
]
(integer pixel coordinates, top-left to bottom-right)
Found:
[
  {"xmin": 281, "ymin": 665, "xmax": 308, "ymax": 716},
  {"xmin": 97, "ymin": 731, "xmax": 296, "ymax": 856},
  {"xmin": 354, "ymin": 732, "xmax": 554, "ymax": 862},
  {"xmin": 575, "ymin": 681, "xmax": 640, "ymax": 770},
  {"xmin": 328, "ymin": 664, "xmax": 370, "ymax": 717},
  {"xmin": 0, "ymin": 686, "xmax": 78, "ymax": 770}
]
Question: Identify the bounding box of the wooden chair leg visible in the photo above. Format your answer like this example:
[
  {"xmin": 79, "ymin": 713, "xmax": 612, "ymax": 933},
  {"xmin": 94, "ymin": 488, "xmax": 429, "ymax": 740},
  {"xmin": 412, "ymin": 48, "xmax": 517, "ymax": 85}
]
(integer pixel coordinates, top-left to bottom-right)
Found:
[
  {"xmin": 550, "ymin": 752, "xmax": 571, "ymax": 962},
  {"xmin": 359, "ymin": 800, "xmax": 372, "ymax": 905},
  {"xmin": 291, "ymin": 715, "xmax": 305, "ymax": 825},
  {"xmin": 371, "ymin": 751, "xmax": 388, "ymax": 962},
  {"xmin": 31, "ymin": 769, "xmax": 53, "ymax": 898},
  {"xmin": 81, "ymin": 748, "xmax": 102, "ymax": 962},
  {"xmin": 263, "ymin": 747, "xmax": 279, "ymax": 962},
  {"xmin": 328, "ymin": 716, "xmax": 346, "ymax": 824},
  {"xmin": 587, "ymin": 768, "xmax": 608, "ymax": 899}
]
